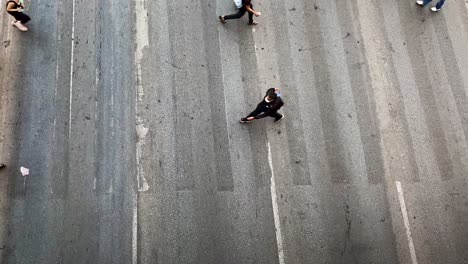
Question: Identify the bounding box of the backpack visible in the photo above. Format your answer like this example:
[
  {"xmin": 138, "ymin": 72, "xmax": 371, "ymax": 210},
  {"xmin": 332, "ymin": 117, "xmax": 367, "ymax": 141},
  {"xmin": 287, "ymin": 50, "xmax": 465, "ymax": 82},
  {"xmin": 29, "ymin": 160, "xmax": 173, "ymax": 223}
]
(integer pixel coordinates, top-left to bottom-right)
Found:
[{"xmin": 234, "ymin": 0, "xmax": 242, "ymax": 9}]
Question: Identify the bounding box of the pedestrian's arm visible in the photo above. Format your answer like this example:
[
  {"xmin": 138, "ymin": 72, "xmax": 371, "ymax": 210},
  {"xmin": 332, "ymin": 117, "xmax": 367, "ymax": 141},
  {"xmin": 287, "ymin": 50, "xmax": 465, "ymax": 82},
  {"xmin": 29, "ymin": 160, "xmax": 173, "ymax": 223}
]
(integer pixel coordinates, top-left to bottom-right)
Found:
[
  {"xmin": 245, "ymin": 5, "xmax": 260, "ymax": 16},
  {"xmin": 6, "ymin": 3, "xmax": 20, "ymax": 12}
]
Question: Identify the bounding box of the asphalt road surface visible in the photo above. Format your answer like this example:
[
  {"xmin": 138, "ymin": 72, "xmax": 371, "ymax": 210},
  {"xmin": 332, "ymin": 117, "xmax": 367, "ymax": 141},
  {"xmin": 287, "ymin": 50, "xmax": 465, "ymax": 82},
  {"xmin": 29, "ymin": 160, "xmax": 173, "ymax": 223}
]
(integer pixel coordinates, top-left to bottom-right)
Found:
[{"xmin": 1, "ymin": 0, "xmax": 468, "ymax": 263}]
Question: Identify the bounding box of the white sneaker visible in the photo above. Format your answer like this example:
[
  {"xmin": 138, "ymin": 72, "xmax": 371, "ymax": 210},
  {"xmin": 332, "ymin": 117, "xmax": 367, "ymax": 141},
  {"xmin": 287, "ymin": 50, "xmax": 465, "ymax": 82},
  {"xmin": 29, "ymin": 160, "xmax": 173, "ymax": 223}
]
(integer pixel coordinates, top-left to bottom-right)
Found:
[
  {"xmin": 12, "ymin": 21, "xmax": 28, "ymax": 31},
  {"xmin": 431, "ymin": 7, "xmax": 440, "ymax": 12},
  {"xmin": 416, "ymin": 0, "xmax": 424, "ymax": 6}
]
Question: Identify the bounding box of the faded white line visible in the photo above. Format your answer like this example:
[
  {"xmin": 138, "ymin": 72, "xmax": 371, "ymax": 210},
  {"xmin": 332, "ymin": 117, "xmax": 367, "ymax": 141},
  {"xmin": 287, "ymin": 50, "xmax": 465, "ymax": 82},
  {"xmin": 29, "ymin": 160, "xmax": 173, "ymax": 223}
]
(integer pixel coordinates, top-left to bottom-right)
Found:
[
  {"xmin": 135, "ymin": 0, "xmax": 149, "ymax": 102},
  {"xmin": 396, "ymin": 181, "xmax": 418, "ymax": 264},
  {"xmin": 267, "ymin": 142, "xmax": 285, "ymax": 264},
  {"xmin": 465, "ymin": 0, "xmax": 468, "ymax": 11},
  {"xmin": 217, "ymin": 31, "xmax": 232, "ymax": 159},
  {"xmin": 93, "ymin": 64, "xmax": 99, "ymax": 191},
  {"xmin": 132, "ymin": 193, "xmax": 138, "ymax": 264},
  {"xmin": 52, "ymin": 50, "xmax": 59, "ymax": 142},
  {"xmin": 68, "ymin": 0, "xmax": 76, "ymax": 141},
  {"xmin": 0, "ymin": 26, "xmax": 11, "ymax": 166},
  {"xmin": 133, "ymin": 0, "xmax": 150, "ymax": 263},
  {"xmin": 109, "ymin": 43, "xmax": 115, "ymax": 193},
  {"xmin": 135, "ymin": 0, "xmax": 150, "ymax": 193},
  {"xmin": 136, "ymin": 123, "xmax": 149, "ymax": 192}
]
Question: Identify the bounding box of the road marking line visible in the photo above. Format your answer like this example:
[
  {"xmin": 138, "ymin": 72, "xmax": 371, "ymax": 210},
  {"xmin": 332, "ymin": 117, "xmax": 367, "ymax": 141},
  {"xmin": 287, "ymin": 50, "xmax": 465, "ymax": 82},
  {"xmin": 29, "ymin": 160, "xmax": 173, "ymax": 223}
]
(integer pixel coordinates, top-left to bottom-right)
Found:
[
  {"xmin": 133, "ymin": 1, "xmax": 150, "ymax": 263},
  {"xmin": 465, "ymin": 0, "xmax": 468, "ymax": 11},
  {"xmin": 135, "ymin": 0, "xmax": 149, "ymax": 102},
  {"xmin": 135, "ymin": 0, "xmax": 150, "ymax": 193},
  {"xmin": 68, "ymin": 0, "xmax": 76, "ymax": 141},
  {"xmin": 217, "ymin": 31, "xmax": 233, "ymax": 163},
  {"xmin": 132, "ymin": 193, "xmax": 138, "ymax": 264},
  {"xmin": 53, "ymin": 52, "xmax": 59, "ymax": 142},
  {"xmin": 396, "ymin": 181, "xmax": 418, "ymax": 264},
  {"xmin": 267, "ymin": 142, "xmax": 285, "ymax": 264},
  {"xmin": 136, "ymin": 123, "xmax": 150, "ymax": 192},
  {"xmin": 93, "ymin": 66, "xmax": 99, "ymax": 191}
]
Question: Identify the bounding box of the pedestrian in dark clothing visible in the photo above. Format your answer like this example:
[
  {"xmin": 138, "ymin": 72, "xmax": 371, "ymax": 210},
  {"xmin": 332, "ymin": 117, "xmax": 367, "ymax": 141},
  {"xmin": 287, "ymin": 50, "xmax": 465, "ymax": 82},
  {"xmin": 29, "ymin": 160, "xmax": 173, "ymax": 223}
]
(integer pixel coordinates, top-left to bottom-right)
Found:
[
  {"xmin": 6, "ymin": 0, "xmax": 31, "ymax": 31},
  {"xmin": 219, "ymin": 0, "xmax": 261, "ymax": 25},
  {"xmin": 416, "ymin": 0, "xmax": 445, "ymax": 12},
  {"xmin": 240, "ymin": 88, "xmax": 284, "ymax": 123}
]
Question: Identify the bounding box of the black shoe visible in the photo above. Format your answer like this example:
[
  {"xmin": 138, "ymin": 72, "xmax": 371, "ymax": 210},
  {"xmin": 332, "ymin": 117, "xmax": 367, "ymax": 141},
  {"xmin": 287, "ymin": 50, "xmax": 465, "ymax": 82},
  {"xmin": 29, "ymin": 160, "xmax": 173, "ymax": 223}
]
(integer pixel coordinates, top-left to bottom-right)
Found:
[
  {"xmin": 0, "ymin": 164, "xmax": 5, "ymax": 169},
  {"xmin": 274, "ymin": 114, "xmax": 284, "ymax": 123},
  {"xmin": 240, "ymin": 118, "xmax": 251, "ymax": 123},
  {"xmin": 219, "ymin": 16, "xmax": 226, "ymax": 24}
]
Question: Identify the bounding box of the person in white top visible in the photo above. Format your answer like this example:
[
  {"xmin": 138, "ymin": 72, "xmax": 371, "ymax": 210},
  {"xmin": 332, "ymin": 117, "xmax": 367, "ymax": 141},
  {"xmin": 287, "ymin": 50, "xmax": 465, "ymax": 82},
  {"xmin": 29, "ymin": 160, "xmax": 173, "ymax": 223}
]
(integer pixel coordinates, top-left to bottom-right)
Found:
[{"xmin": 219, "ymin": 0, "xmax": 261, "ymax": 26}]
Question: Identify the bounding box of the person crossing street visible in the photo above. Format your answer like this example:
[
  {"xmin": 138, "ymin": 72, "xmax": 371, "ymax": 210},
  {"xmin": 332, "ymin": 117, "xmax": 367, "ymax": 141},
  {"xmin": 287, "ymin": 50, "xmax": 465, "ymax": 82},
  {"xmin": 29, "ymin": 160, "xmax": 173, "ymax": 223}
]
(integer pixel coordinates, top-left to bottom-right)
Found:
[
  {"xmin": 240, "ymin": 88, "xmax": 284, "ymax": 124},
  {"xmin": 6, "ymin": 0, "xmax": 31, "ymax": 31},
  {"xmin": 219, "ymin": 0, "xmax": 261, "ymax": 26},
  {"xmin": 416, "ymin": 0, "xmax": 446, "ymax": 12}
]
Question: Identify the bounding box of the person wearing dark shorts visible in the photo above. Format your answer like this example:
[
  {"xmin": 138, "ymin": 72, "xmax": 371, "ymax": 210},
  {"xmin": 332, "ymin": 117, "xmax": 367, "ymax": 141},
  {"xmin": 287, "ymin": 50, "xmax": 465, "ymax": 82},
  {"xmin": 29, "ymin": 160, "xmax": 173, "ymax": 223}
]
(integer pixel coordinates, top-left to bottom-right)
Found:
[
  {"xmin": 240, "ymin": 88, "xmax": 285, "ymax": 123},
  {"xmin": 6, "ymin": 0, "xmax": 31, "ymax": 32},
  {"xmin": 219, "ymin": 0, "xmax": 261, "ymax": 25}
]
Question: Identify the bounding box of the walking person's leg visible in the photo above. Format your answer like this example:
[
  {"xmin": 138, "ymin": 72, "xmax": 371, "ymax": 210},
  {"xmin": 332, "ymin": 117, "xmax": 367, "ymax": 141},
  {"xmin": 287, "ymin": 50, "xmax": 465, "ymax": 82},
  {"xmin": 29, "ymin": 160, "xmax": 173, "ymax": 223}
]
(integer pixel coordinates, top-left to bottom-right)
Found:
[
  {"xmin": 248, "ymin": 4, "xmax": 254, "ymax": 24},
  {"xmin": 435, "ymin": 0, "xmax": 445, "ymax": 9},
  {"xmin": 240, "ymin": 103, "xmax": 267, "ymax": 123},
  {"xmin": 8, "ymin": 11, "xmax": 29, "ymax": 31},
  {"xmin": 219, "ymin": 7, "xmax": 247, "ymax": 23},
  {"xmin": 269, "ymin": 112, "xmax": 284, "ymax": 122},
  {"xmin": 423, "ymin": 0, "xmax": 432, "ymax": 5},
  {"xmin": 247, "ymin": 105, "xmax": 265, "ymax": 118},
  {"xmin": 19, "ymin": 13, "xmax": 31, "ymax": 24}
]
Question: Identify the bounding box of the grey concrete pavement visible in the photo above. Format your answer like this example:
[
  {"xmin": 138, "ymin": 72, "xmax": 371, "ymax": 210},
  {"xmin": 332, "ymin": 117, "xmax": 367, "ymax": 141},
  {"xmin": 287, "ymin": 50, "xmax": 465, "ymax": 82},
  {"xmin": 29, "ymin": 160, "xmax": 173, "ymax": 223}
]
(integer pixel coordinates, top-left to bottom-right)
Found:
[{"xmin": 1, "ymin": 0, "xmax": 468, "ymax": 263}]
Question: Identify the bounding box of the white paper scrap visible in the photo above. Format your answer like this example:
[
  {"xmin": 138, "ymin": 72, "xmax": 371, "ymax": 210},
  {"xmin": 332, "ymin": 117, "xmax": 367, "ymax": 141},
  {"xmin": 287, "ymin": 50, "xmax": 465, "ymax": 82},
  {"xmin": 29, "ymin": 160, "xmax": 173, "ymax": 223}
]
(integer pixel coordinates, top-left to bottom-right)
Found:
[{"xmin": 20, "ymin": 167, "xmax": 29, "ymax": 176}]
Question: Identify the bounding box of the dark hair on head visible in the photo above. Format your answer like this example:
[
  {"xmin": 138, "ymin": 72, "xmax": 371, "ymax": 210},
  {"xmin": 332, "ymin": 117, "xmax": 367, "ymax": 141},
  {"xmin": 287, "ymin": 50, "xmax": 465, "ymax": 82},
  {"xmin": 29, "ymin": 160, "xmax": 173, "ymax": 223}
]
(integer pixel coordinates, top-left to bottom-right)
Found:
[
  {"xmin": 267, "ymin": 88, "xmax": 276, "ymax": 93},
  {"xmin": 267, "ymin": 89, "xmax": 277, "ymax": 99}
]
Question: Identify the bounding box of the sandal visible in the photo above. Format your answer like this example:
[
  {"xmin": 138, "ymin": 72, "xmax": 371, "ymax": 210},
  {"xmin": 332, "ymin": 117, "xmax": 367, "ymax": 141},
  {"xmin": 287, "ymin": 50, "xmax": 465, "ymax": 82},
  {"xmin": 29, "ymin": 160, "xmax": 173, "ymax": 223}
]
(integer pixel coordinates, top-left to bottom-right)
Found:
[
  {"xmin": 219, "ymin": 16, "xmax": 226, "ymax": 24},
  {"xmin": 248, "ymin": 20, "xmax": 258, "ymax": 25}
]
